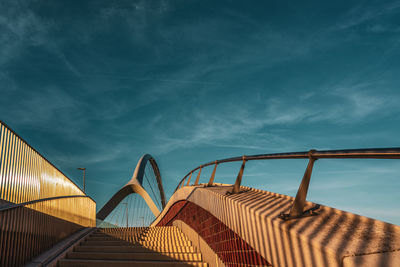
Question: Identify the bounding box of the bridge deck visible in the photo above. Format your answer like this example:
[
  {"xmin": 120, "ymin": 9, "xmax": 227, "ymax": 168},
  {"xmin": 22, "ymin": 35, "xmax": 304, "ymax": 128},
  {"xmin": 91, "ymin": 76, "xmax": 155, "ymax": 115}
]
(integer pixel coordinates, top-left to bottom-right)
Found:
[{"xmin": 154, "ymin": 184, "xmax": 400, "ymax": 267}]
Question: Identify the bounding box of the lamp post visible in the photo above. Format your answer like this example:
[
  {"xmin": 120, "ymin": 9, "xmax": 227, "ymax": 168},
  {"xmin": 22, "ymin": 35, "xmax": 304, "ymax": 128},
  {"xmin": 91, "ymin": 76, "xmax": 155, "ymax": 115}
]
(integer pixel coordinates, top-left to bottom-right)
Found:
[{"xmin": 77, "ymin": 167, "xmax": 86, "ymax": 193}]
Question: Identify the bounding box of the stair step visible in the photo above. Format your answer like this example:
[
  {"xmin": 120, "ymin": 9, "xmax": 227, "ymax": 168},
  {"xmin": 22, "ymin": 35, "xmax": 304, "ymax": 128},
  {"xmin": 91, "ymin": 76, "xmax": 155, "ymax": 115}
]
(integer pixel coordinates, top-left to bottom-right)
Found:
[
  {"xmin": 80, "ymin": 241, "xmax": 191, "ymax": 248},
  {"xmin": 58, "ymin": 259, "xmax": 207, "ymax": 267},
  {"xmin": 143, "ymin": 234, "xmax": 188, "ymax": 238},
  {"xmin": 75, "ymin": 246, "xmax": 196, "ymax": 253},
  {"xmin": 139, "ymin": 241, "xmax": 192, "ymax": 246},
  {"xmin": 93, "ymin": 233, "xmax": 144, "ymax": 237},
  {"xmin": 67, "ymin": 252, "xmax": 202, "ymax": 261},
  {"xmin": 59, "ymin": 227, "xmax": 207, "ymax": 266},
  {"xmin": 85, "ymin": 236, "xmax": 188, "ymax": 242},
  {"xmin": 145, "ymin": 230, "xmax": 180, "ymax": 233},
  {"xmin": 81, "ymin": 241, "xmax": 133, "ymax": 246},
  {"xmin": 86, "ymin": 237, "xmax": 140, "ymax": 242}
]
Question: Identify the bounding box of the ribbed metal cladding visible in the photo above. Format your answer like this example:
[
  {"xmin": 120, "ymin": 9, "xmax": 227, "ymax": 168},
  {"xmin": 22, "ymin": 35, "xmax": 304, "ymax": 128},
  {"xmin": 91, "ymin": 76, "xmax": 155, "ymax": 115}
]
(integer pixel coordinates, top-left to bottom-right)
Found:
[{"xmin": 0, "ymin": 121, "xmax": 96, "ymax": 266}]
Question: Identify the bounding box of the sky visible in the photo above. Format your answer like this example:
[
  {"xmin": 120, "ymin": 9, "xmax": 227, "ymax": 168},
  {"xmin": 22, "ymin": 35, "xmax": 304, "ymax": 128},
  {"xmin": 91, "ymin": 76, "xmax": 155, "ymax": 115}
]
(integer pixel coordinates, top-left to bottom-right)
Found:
[{"xmin": 1, "ymin": 0, "xmax": 400, "ymax": 224}]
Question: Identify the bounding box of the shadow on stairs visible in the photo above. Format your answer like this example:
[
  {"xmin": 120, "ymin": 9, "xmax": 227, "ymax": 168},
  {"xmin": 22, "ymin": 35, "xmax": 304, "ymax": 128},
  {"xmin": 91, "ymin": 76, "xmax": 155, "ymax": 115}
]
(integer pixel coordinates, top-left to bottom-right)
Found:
[{"xmin": 57, "ymin": 226, "xmax": 208, "ymax": 267}]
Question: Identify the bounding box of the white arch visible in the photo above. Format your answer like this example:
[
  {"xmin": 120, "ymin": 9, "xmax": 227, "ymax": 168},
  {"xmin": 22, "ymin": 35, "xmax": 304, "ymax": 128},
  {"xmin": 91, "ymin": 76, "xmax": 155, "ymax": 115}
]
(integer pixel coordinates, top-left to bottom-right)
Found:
[{"xmin": 97, "ymin": 154, "xmax": 165, "ymax": 221}]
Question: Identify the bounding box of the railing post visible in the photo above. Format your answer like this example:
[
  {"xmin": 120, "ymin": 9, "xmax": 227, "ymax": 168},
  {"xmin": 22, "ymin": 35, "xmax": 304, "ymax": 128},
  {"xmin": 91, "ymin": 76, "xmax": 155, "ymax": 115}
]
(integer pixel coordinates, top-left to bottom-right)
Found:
[
  {"xmin": 280, "ymin": 149, "xmax": 319, "ymax": 220},
  {"xmin": 207, "ymin": 161, "xmax": 218, "ymax": 186},
  {"xmin": 232, "ymin": 156, "xmax": 247, "ymax": 194},
  {"xmin": 194, "ymin": 166, "xmax": 202, "ymax": 185},
  {"xmin": 179, "ymin": 179, "xmax": 185, "ymax": 189},
  {"xmin": 186, "ymin": 172, "xmax": 193, "ymax": 186}
]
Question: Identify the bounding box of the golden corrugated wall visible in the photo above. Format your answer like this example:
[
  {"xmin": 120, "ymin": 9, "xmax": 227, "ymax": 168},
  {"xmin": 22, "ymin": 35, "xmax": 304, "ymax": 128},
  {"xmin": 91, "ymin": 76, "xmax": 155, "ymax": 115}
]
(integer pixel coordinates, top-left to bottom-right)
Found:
[
  {"xmin": 0, "ymin": 121, "xmax": 96, "ymax": 265},
  {"xmin": 0, "ymin": 121, "xmax": 95, "ymax": 227}
]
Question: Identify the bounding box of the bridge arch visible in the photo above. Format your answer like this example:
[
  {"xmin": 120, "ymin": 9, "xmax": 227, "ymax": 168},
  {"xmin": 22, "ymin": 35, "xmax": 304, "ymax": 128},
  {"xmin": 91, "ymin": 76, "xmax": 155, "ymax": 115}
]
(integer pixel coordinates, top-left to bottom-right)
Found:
[{"xmin": 96, "ymin": 154, "xmax": 166, "ymax": 221}]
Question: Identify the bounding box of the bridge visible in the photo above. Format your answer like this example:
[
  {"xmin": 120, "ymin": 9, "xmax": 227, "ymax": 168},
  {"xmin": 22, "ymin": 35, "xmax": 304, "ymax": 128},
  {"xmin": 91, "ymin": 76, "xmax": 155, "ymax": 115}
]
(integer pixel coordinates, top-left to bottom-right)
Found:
[{"xmin": 1, "ymin": 120, "xmax": 399, "ymax": 267}]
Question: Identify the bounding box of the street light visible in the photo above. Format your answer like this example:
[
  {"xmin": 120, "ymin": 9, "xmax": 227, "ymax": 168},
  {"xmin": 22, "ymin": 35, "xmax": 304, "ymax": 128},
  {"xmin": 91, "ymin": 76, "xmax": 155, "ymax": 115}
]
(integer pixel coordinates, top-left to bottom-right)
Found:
[{"xmin": 77, "ymin": 167, "xmax": 86, "ymax": 193}]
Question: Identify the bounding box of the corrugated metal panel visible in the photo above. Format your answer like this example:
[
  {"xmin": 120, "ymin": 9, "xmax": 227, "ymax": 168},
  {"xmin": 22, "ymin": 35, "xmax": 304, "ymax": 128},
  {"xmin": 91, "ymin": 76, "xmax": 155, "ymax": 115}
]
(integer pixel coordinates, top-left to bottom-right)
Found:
[{"xmin": 0, "ymin": 121, "xmax": 96, "ymax": 265}]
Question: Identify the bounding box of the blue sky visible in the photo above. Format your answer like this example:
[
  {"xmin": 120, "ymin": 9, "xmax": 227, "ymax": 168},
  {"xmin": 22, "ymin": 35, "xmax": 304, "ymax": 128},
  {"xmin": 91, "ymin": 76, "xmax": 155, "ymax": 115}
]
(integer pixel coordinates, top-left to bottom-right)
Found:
[{"xmin": 1, "ymin": 0, "xmax": 400, "ymax": 224}]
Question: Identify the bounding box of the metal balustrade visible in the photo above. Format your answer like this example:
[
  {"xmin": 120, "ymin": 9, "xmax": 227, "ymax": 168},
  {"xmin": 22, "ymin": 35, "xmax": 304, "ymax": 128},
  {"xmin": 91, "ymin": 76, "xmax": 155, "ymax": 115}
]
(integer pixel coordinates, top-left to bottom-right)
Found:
[
  {"xmin": 0, "ymin": 121, "xmax": 96, "ymax": 266},
  {"xmin": 175, "ymin": 147, "xmax": 400, "ymax": 220}
]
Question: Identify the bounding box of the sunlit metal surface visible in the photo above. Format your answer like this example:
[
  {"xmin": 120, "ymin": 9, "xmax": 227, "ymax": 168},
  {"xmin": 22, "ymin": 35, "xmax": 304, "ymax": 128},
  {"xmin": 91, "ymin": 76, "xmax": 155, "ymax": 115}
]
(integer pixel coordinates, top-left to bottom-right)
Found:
[
  {"xmin": 0, "ymin": 121, "xmax": 96, "ymax": 266},
  {"xmin": 175, "ymin": 147, "xmax": 400, "ymax": 220}
]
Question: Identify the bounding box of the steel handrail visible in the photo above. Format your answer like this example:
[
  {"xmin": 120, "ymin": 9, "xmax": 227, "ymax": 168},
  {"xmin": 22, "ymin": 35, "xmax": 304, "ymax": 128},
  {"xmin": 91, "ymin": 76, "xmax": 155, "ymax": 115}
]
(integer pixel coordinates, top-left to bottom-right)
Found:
[
  {"xmin": 0, "ymin": 195, "xmax": 92, "ymax": 212},
  {"xmin": 174, "ymin": 147, "xmax": 400, "ymax": 220}
]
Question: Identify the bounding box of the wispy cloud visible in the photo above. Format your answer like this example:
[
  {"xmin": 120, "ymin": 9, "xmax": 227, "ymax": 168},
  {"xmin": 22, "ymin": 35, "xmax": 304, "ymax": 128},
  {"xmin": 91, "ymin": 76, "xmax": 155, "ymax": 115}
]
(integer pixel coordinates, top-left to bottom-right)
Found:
[
  {"xmin": 335, "ymin": 2, "xmax": 400, "ymax": 30},
  {"xmin": 308, "ymin": 83, "xmax": 396, "ymax": 123},
  {"xmin": 1, "ymin": 87, "xmax": 82, "ymax": 128},
  {"xmin": 149, "ymin": 78, "xmax": 399, "ymax": 154},
  {"xmin": 99, "ymin": 0, "xmax": 171, "ymax": 45},
  {"xmin": 0, "ymin": 1, "xmax": 49, "ymax": 65}
]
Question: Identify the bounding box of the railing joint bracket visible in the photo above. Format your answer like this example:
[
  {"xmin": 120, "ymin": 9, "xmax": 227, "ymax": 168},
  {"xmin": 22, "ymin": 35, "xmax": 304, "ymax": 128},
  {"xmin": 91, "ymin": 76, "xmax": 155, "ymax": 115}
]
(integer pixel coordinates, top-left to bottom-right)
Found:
[{"xmin": 279, "ymin": 204, "xmax": 321, "ymax": 221}]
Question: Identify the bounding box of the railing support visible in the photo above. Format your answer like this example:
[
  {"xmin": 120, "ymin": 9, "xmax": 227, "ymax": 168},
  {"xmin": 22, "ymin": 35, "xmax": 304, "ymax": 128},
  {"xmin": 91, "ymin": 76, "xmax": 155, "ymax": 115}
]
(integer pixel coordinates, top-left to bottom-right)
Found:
[
  {"xmin": 186, "ymin": 172, "xmax": 193, "ymax": 186},
  {"xmin": 279, "ymin": 150, "xmax": 320, "ymax": 220},
  {"xmin": 232, "ymin": 156, "xmax": 247, "ymax": 194},
  {"xmin": 207, "ymin": 161, "xmax": 218, "ymax": 186},
  {"xmin": 179, "ymin": 180, "xmax": 185, "ymax": 189},
  {"xmin": 194, "ymin": 166, "xmax": 202, "ymax": 185}
]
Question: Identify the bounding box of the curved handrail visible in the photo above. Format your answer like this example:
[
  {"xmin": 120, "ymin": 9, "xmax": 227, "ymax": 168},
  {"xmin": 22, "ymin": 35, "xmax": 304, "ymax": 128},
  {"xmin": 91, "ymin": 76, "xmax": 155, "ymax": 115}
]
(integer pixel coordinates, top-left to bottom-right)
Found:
[
  {"xmin": 174, "ymin": 147, "xmax": 400, "ymax": 220},
  {"xmin": 0, "ymin": 195, "xmax": 92, "ymax": 212},
  {"xmin": 175, "ymin": 147, "xmax": 400, "ymax": 192}
]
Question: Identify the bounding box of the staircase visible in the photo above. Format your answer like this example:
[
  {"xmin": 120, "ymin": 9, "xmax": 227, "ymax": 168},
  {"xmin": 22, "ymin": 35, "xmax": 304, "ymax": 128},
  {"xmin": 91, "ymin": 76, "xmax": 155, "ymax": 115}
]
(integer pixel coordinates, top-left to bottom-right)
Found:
[{"xmin": 58, "ymin": 226, "xmax": 207, "ymax": 266}]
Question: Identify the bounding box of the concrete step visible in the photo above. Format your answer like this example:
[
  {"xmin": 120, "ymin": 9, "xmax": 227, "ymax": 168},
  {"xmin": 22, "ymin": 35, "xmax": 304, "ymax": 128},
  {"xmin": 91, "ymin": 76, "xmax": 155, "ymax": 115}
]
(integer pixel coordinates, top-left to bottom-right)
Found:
[
  {"xmin": 95, "ymin": 231, "xmax": 144, "ymax": 234},
  {"xmin": 84, "ymin": 238, "xmax": 190, "ymax": 245},
  {"xmin": 143, "ymin": 233, "xmax": 188, "ymax": 238},
  {"xmin": 80, "ymin": 241, "xmax": 194, "ymax": 250},
  {"xmin": 85, "ymin": 238, "xmax": 189, "ymax": 245},
  {"xmin": 59, "ymin": 226, "xmax": 207, "ymax": 266},
  {"xmin": 86, "ymin": 236, "xmax": 188, "ymax": 242},
  {"xmin": 145, "ymin": 230, "xmax": 180, "ymax": 233},
  {"xmin": 58, "ymin": 259, "xmax": 207, "ymax": 267},
  {"xmin": 145, "ymin": 229, "xmax": 180, "ymax": 232},
  {"xmin": 93, "ymin": 233, "xmax": 144, "ymax": 236},
  {"xmin": 75, "ymin": 245, "xmax": 197, "ymax": 253},
  {"xmin": 67, "ymin": 252, "xmax": 202, "ymax": 261},
  {"xmin": 85, "ymin": 239, "xmax": 140, "ymax": 241},
  {"xmin": 81, "ymin": 240, "xmax": 192, "ymax": 247},
  {"xmin": 90, "ymin": 233, "xmax": 141, "ymax": 237},
  {"xmin": 147, "ymin": 228, "xmax": 179, "ymax": 230},
  {"xmin": 145, "ymin": 230, "xmax": 180, "ymax": 232},
  {"xmin": 141, "ymin": 235, "xmax": 188, "ymax": 239},
  {"xmin": 81, "ymin": 241, "xmax": 134, "ymax": 246},
  {"xmin": 139, "ymin": 239, "xmax": 189, "ymax": 244},
  {"xmin": 138, "ymin": 240, "xmax": 192, "ymax": 246}
]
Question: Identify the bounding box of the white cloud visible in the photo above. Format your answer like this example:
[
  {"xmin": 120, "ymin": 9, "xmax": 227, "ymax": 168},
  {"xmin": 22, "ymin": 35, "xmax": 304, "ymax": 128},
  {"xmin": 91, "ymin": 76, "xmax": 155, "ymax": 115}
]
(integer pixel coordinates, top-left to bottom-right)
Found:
[
  {"xmin": 335, "ymin": 2, "xmax": 400, "ymax": 30},
  {"xmin": 0, "ymin": 1, "xmax": 49, "ymax": 65},
  {"xmin": 147, "ymin": 77, "xmax": 399, "ymax": 154}
]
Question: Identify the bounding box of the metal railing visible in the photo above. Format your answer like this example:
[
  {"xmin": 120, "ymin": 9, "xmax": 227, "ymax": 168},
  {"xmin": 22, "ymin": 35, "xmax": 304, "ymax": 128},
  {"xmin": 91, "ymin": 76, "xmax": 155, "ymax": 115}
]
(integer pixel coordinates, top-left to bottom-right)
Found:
[
  {"xmin": 0, "ymin": 120, "xmax": 96, "ymax": 265},
  {"xmin": 0, "ymin": 195, "xmax": 96, "ymax": 266},
  {"xmin": 174, "ymin": 148, "xmax": 400, "ymax": 220},
  {"xmin": 0, "ymin": 194, "xmax": 93, "ymax": 212}
]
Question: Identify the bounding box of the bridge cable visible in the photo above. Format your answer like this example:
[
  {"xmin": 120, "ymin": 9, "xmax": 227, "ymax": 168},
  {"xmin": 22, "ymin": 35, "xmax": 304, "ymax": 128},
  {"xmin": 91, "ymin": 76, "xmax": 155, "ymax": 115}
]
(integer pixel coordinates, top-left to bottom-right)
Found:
[
  {"xmin": 143, "ymin": 168, "xmax": 161, "ymax": 210},
  {"xmin": 146, "ymin": 164, "xmax": 162, "ymax": 209},
  {"xmin": 144, "ymin": 165, "xmax": 159, "ymax": 207},
  {"xmin": 146, "ymin": 164, "xmax": 161, "ymax": 206}
]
